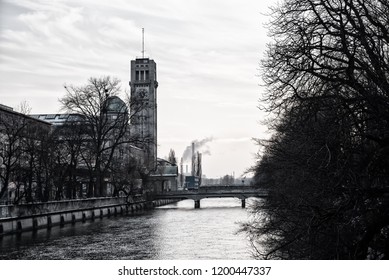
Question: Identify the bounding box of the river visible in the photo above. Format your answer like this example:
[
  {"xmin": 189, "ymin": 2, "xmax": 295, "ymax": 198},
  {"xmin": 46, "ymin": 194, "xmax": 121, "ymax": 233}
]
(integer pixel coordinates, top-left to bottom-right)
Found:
[{"xmin": 0, "ymin": 198, "xmax": 259, "ymax": 259}]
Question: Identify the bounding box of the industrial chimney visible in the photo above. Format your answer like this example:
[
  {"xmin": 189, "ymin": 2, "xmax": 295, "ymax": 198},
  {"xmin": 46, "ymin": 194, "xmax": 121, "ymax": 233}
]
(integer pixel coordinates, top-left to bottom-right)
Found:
[
  {"xmin": 180, "ymin": 157, "xmax": 184, "ymax": 188},
  {"xmin": 191, "ymin": 142, "xmax": 195, "ymax": 176},
  {"xmin": 197, "ymin": 152, "xmax": 202, "ymax": 185}
]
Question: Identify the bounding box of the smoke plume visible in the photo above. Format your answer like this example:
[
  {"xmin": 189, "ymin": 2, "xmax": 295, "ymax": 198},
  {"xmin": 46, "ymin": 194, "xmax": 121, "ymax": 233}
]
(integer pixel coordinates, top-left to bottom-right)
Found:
[{"xmin": 182, "ymin": 137, "xmax": 213, "ymax": 161}]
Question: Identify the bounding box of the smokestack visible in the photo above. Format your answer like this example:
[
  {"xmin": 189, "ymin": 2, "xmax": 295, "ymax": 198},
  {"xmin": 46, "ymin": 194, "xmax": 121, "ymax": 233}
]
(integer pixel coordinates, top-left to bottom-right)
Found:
[
  {"xmin": 197, "ymin": 152, "xmax": 202, "ymax": 185},
  {"xmin": 191, "ymin": 142, "xmax": 195, "ymax": 176},
  {"xmin": 180, "ymin": 158, "xmax": 184, "ymax": 187}
]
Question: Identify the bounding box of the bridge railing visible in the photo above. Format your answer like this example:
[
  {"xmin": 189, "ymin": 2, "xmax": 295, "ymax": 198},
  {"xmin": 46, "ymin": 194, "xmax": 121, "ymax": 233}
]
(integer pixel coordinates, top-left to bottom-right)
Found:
[{"xmin": 156, "ymin": 188, "xmax": 268, "ymax": 197}]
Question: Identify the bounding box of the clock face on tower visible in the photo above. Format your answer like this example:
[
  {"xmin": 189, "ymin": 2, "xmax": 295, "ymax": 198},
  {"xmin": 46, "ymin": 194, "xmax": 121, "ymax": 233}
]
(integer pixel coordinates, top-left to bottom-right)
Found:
[{"xmin": 136, "ymin": 87, "xmax": 149, "ymax": 99}]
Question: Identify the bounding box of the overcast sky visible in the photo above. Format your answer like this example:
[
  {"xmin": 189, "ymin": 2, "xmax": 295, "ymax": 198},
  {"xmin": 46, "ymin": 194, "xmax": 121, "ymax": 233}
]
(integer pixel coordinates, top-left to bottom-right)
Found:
[{"xmin": 0, "ymin": 0, "xmax": 276, "ymax": 178}]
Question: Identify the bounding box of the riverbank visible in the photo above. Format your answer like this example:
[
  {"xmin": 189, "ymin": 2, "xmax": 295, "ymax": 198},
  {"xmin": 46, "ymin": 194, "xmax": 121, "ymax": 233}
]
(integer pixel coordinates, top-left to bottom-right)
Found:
[
  {"xmin": 1, "ymin": 198, "xmax": 253, "ymax": 259},
  {"xmin": 0, "ymin": 197, "xmax": 179, "ymax": 236}
]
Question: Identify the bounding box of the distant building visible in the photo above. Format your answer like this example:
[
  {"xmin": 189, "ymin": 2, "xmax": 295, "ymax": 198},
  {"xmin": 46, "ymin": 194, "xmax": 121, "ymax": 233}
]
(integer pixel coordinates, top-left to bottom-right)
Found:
[
  {"xmin": 30, "ymin": 96, "xmax": 127, "ymax": 126},
  {"xmin": 29, "ymin": 113, "xmax": 84, "ymax": 126},
  {"xmin": 150, "ymin": 158, "xmax": 178, "ymax": 192},
  {"xmin": 184, "ymin": 176, "xmax": 200, "ymax": 190}
]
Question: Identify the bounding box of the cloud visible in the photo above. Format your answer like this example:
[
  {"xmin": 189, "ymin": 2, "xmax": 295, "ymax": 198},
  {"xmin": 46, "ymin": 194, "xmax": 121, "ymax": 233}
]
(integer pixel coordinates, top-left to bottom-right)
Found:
[{"xmin": 214, "ymin": 137, "xmax": 252, "ymax": 143}]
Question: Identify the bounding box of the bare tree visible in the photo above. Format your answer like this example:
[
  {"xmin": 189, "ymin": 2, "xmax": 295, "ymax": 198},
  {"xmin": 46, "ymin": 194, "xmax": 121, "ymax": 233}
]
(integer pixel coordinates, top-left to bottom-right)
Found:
[
  {"xmin": 109, "ymin": 155, "xmax": 141, "ymax": 200},
  {"xmin": 246, "ymin": 0, "xmax": 389, "ymax": 259},
  {"xmin": 0, "ymin": 111, "xmax": 28, "ymax": 201},
  {"xmin": 60, "ymin": 76, "xmax": 146, "ymax": 197},
  {"xmin": 262, "ymin": 0, "xmax": 389, "ymax": 141},
  {"xmin": 0, "ymin": 106, "xmax": 50, "ymax": 203},
  {"xmin": 48, "ymin": 118, "xmax": 87, "ymax": 199}
]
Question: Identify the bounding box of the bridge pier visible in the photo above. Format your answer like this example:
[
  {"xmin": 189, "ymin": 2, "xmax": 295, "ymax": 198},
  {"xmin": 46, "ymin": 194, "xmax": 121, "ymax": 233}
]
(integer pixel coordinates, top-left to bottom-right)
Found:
[
  {"xmin": 241, "ymin": 199, "xmax": 246, "ymax": 208},
  {"xmin": 194, "ymin": 200, "xmax": 200, "ymax": 209}
]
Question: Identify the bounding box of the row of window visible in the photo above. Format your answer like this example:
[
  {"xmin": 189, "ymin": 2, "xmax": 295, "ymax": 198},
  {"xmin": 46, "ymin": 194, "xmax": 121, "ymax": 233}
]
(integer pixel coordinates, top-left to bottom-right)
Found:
[
  {"xmin": 133, "ymin": 84, "xmax": 149, "ymax": 88},
  {"xmin": 135, "ymin": 115, "xmax": 149, "ymax": 119},
  {"xmin": 135, "ymin": 70, "xmax": 149, "ymax": 81}
]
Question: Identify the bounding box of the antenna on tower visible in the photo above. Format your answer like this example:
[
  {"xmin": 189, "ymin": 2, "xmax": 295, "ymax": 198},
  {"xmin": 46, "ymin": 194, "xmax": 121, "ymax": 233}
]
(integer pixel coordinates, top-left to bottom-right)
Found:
[{"xmin": 142, "ymin": 28, "xmax": 145, "ymax": 58}]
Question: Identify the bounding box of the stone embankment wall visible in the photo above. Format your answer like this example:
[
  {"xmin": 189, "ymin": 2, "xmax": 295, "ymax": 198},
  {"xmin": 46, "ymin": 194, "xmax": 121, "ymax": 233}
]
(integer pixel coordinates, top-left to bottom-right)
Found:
[{"xmin": 0, "ymin": 197, "xmax": 178, "ymax": 236}]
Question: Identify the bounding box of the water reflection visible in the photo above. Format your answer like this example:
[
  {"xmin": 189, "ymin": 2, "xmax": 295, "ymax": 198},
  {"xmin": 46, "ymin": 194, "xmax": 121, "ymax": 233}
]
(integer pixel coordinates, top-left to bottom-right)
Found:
[{"xmin": 0, "ymin": 198, "xmax": 257, "ymax": 259}]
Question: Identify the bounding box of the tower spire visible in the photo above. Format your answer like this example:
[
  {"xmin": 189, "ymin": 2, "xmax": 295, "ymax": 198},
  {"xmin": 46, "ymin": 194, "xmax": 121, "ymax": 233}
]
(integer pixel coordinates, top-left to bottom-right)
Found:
[{"xmin": 142, "ymin": 28, "xmax": 145, "ymax": 58}]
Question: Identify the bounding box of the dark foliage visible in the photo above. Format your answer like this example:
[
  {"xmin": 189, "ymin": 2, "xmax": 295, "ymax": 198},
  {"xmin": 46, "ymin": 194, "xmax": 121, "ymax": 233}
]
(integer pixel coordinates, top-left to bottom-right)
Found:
[{"xmin": 246, "ymin": 0, "xmax": 389, "ymax": 259}]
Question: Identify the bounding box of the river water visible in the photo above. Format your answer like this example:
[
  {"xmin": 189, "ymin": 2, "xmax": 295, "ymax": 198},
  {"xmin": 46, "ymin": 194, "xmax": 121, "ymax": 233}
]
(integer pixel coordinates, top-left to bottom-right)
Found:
[{"xmin": 0, "ymin": 198, "xmax": 258, "ymax": 259}]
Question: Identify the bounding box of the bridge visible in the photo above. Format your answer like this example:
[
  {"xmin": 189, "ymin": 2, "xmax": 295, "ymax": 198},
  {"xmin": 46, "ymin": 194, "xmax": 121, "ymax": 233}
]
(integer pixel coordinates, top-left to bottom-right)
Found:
[{"xmin": 155, "ymin": 186, "xmax": 268, "ymax": 208}]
